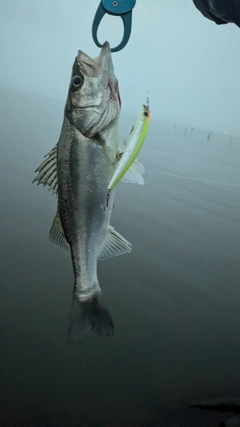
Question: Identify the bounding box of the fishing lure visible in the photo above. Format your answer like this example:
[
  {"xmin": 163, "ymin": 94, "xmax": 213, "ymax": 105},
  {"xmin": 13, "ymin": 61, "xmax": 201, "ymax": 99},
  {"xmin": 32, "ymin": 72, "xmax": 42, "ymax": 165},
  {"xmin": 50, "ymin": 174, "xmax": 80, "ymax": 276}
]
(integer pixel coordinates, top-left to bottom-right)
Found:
[{"xmin": 108, "ymin": 104, "xmax": 150, "ymax": 191}]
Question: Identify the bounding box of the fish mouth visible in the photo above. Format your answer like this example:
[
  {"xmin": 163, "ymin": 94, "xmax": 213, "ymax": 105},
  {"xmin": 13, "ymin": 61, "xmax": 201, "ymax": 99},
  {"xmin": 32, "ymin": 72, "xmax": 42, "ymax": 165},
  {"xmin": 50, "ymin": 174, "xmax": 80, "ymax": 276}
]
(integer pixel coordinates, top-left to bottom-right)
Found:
[
  {"xmin": 77, "ymin": 42, "xmax": 120, "ymax": 104},
  {"xmin": 77, "ymin": 41, "xmax": 111, "ymax": 75},
  {"xmin": 68, "ymin": 42, "xmax": 121, "ymax": 136},
  {"xmin": 99, "ymin": 42, "xmax": 121, "ymax": 106}
]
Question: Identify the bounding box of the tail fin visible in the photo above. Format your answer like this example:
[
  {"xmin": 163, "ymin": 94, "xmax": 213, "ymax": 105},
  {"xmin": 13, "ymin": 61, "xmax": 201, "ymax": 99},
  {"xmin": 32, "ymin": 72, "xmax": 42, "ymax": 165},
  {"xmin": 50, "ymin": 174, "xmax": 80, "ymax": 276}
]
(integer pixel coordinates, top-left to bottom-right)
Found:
[{"xmin": 68, "ymin": 293, "xmax": 114, "ymax": 343}]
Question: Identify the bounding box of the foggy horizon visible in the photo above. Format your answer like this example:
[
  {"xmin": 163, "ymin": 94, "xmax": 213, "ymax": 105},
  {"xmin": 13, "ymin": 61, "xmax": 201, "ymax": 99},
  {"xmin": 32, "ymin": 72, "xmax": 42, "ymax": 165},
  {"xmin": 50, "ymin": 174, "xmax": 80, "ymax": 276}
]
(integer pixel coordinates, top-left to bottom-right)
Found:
[
  {"xmin": 1, "ymin": 0, "xmax": 240, "ymax": 135},
  {"xmin": 2, "ymin": 86, "xmax": 240, "ymax": 139}
]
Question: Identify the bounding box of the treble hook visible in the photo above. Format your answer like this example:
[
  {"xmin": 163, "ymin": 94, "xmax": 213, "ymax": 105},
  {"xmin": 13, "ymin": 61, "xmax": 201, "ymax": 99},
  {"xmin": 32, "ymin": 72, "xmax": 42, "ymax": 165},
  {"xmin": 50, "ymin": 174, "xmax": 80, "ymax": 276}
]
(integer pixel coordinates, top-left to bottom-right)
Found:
[{"xmin": 92, "ymin": 0, "xmax": 136, "ymax": 52}]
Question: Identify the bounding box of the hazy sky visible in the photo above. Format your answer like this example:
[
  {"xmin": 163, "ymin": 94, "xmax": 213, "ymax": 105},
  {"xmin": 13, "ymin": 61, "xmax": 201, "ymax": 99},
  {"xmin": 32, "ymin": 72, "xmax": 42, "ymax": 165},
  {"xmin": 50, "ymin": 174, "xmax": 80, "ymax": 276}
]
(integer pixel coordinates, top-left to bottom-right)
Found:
[{"xmin": 1, "ymin": 0, "xmax": 240, "ymax": 134}]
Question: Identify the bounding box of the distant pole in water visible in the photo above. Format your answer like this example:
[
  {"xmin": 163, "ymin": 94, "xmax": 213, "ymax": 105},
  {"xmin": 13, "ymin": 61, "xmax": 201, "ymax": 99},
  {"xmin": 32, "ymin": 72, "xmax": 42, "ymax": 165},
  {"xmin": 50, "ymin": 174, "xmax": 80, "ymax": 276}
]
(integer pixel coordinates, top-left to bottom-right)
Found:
[
  {"xmin": 207, "ymin": 131, "xmax": 212, "ymax": 141},
  {"xmin": 191, "ymin": 127, "xmax": 194, "ymax": 134},
  {"xmin": 184, "ymin": 128, "xmax": 187, "ymax": 136},
  {"xmin": 229, "ymin": 137, "xmax": 233, "ymax": 145},
  {"xmin": 146, "ymin": 91, "xmax": 150, "ymax": 107}
]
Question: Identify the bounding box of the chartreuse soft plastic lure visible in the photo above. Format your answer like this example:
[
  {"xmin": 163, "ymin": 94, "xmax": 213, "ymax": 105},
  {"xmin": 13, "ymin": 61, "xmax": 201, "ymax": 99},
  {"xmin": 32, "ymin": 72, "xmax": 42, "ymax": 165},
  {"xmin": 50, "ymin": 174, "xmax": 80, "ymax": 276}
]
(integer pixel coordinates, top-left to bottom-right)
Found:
[{"xmin": 108, "ymin": 104, "xmax": 150, "ymax": 191}]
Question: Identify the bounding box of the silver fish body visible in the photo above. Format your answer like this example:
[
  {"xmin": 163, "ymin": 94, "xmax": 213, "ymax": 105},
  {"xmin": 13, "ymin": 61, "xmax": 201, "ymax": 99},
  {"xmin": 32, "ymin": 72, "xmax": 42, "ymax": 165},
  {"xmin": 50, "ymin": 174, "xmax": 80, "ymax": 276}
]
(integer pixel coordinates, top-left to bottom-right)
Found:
[
  {"xmin": 34, "ymin": 42, "xmax": 132, "ymax": 340},
  {"xmin": 57, "ymin": 116, "xmax": 116, "ymax": 297}
]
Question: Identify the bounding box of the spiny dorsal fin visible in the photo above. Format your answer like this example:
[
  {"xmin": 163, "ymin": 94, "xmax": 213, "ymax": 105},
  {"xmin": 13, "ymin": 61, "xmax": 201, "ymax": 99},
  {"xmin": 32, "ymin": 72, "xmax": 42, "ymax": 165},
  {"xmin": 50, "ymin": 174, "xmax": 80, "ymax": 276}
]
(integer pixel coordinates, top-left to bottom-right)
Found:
[
  {"xmin": 49, "ymin": 209, "xmax": 70, "ymax": 253},
  {"xmin": 33, "ymin": 145, "xmax": 58, "ymax": 194},
  {"xmin": 121, "ymin": 157, "xmax": 145, "ymax": 185},
  {"xmin": 98, "ymin": 226, "xmax": 132, "ymax": 261}
]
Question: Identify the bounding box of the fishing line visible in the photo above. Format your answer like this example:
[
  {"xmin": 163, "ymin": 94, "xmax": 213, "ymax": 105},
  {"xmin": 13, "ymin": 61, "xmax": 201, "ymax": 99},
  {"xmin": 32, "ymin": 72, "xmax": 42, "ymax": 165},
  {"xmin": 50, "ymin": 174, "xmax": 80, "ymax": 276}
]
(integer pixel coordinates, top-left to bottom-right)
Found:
[{"xmin": 145, "ymin": 170, "xmax": 240, "ymax": 189}]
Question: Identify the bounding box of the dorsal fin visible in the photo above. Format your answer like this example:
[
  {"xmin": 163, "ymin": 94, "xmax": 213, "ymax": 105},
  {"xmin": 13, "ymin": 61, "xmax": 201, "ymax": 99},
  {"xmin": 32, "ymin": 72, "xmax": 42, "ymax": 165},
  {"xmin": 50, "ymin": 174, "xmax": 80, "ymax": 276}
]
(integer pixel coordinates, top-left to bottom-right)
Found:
[
  {"xmin": 49, "ymin": 209, "xmax": 70, "ymax": 253},
  {"xmin": 33, "ymin": 145, "xmax": 58, "ymax": 194}
]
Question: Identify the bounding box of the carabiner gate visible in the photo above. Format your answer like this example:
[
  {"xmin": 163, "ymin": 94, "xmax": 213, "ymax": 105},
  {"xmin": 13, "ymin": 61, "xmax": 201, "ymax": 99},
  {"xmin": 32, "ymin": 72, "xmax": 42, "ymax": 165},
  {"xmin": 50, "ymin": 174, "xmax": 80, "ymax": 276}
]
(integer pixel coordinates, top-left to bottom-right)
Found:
[{"xmin": 92, "ymin": 0, "xmax": 136, "ymax": 52}]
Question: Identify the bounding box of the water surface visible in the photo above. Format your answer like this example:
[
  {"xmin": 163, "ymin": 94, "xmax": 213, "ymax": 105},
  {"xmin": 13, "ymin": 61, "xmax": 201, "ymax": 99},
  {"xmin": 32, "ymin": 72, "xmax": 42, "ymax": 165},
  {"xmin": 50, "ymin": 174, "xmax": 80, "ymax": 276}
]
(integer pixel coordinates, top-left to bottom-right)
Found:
[{"xmin": 1, "ymin": 90, "xmax": 240, "ymax": 426}]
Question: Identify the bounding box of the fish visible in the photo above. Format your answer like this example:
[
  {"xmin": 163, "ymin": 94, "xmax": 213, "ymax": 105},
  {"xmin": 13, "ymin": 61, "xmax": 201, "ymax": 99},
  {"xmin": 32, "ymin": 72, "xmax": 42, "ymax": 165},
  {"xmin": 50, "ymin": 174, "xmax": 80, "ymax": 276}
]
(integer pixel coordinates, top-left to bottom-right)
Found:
[{"xmin": 33, "ymin": 42, "xmax": 138, "ymax": 342}]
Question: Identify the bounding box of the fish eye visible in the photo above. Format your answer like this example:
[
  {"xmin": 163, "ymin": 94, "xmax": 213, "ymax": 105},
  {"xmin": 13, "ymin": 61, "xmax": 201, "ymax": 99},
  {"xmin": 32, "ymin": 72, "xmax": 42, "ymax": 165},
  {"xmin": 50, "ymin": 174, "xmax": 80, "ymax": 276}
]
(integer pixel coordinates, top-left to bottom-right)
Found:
[
  {"xmin": 144, "ymin": 111, "xmax": 149, "ymax": 117},
  {"xmin": 72, "ymin": 75, "xmax": 83, "ymax": 88}
]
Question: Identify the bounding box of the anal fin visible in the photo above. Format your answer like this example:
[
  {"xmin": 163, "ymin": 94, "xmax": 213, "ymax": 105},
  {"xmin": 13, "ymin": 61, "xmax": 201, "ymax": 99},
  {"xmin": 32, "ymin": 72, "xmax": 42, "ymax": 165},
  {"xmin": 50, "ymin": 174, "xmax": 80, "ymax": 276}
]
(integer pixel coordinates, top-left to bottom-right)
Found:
[{"xmin": 98, "ymin": 226, "xmax": 132, "ymax": 261}]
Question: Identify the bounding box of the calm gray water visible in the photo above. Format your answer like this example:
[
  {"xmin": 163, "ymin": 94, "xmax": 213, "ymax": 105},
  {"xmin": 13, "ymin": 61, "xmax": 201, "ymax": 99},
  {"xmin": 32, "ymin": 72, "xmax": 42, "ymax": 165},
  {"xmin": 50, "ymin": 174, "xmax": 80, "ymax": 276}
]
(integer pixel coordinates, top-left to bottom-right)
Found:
[{"xmin": 1, "ymin": 90, "xmax": 240, "ymax": 426}]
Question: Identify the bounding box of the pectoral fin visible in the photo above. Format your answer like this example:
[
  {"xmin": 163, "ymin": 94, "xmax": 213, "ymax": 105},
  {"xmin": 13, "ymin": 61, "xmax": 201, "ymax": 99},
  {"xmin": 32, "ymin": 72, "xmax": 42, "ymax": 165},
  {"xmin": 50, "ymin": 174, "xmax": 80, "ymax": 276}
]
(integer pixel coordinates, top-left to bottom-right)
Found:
[
  {"xmin": 33, "ymin": 145, "xmax": 58, "ymax": 194},
  {"xmin": 49, "ymin": 209, "xmax": 70, "ymax": 253},
  {"xmin": 98, "ymin": 227, "xmax": 132, "ymax": 260},
  {"xmin": 121, "ymin": 157, "xmax": 145, "ymax": 185}
]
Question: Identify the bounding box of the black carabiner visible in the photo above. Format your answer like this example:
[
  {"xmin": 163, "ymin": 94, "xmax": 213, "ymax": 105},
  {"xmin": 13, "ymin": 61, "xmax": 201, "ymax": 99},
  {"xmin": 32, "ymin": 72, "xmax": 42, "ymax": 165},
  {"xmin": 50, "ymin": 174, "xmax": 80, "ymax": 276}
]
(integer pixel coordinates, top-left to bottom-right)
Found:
[{"xmin": 92, "ymin": 0, "xmax": 136, "ymax": 52}]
